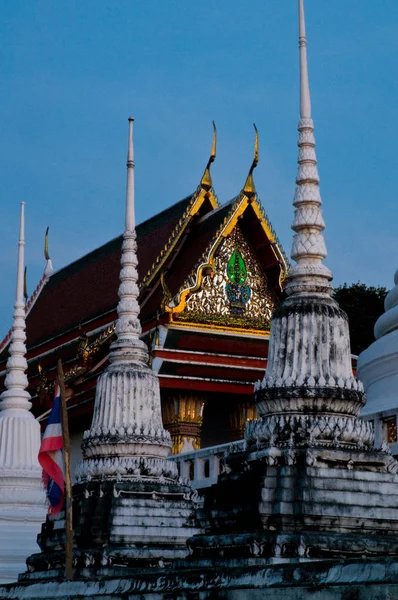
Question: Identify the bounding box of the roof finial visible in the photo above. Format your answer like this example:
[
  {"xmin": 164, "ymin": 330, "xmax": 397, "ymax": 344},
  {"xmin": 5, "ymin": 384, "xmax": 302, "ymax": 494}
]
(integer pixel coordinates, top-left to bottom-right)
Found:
[
  {"xmin": 43, "ymin": 226, "xmax": 53, "ymax": 276},
  {"xmin": 243, "ymin": 123, "xmax": 259, "ymax": 197},
  {"xmin": 200, "ymin": 121, "xmax": 217, "ymax": 191},
  {"xmin": 44, "ymin": 227, "xmax": 50, "ymax": 261},
  {"xmin": 285, "ymin": 0, "xmax": 332, "ymax": 296},
  {"xmin": 299, "ymin": 0, "xmax": 311, "ymax": 120},
  {"xmin": 23, "ymin": 267, "xmax": 28, "ymax": 302},
  {"xmin": 0, "ymin": 202, "xmax": 32, "ymax": 414}
]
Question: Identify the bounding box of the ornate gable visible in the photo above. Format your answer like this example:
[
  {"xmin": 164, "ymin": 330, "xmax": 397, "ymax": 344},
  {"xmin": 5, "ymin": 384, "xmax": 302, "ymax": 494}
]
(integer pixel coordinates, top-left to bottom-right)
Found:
[
  {"xmin": 178, "ymin": 226, "xmax": 276, "ymax": 331},
  {"xmin": 163, "ymin": 185, "xmax": 289, "ymax": 334}
]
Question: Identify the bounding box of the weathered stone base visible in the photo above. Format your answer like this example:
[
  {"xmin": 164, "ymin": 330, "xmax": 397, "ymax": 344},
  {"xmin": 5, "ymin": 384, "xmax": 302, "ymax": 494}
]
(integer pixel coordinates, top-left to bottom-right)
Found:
[
  {"xmin": 188, "ymin": 444, "xmax": 398, "ymax": 561},
  {"xmin": 22, "ymin": 478, "xmax": 199, "ymax": 581},
  {"xmin": 2, "ymin": 559, "xmax": 398, "ymax": 598}
]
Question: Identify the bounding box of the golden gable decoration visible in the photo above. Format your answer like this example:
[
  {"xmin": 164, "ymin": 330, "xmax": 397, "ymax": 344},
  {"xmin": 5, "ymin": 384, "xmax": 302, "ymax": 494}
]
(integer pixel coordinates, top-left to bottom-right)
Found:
[{"xmin": 177, "ymin": 227, "xmax": 276, "ymax": 331}]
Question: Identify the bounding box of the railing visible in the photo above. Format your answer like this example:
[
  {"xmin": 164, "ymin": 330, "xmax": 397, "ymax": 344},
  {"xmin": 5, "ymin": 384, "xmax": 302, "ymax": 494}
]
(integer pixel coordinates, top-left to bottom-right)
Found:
[{"xmin": 170, "ymin": 440, "xmax": 245, "ymax": 492}]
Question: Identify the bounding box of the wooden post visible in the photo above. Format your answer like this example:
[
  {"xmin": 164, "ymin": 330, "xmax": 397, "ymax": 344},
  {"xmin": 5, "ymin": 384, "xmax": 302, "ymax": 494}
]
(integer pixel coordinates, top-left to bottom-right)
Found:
[{"xmin": 57, "ymin": 358, "xmax": 73, "ymax": 581}]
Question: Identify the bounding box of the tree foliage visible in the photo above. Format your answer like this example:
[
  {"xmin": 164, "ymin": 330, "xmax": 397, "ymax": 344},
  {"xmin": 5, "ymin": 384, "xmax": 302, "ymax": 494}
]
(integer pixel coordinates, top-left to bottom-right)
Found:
[{"xmin": 333, "ymin": 283, "xmax": 388, "ymax": 356}]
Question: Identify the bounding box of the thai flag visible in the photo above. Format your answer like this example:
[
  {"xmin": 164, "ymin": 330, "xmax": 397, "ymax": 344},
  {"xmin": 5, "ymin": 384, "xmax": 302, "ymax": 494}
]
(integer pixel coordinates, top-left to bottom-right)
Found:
[{"xmin": 38, "ymin": 382, "xmax": 65, "ymax": 517}]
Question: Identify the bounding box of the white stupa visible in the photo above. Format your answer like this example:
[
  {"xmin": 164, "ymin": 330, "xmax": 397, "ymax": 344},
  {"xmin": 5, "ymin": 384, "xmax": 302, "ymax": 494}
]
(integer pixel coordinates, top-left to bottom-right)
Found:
[
  {"xmin": 358, "ymin": 269, "xmax": 398, "ymax": 452},
  {"xmin": 0, "ymin": 203, "xmax": 46, "ymax": 584}
]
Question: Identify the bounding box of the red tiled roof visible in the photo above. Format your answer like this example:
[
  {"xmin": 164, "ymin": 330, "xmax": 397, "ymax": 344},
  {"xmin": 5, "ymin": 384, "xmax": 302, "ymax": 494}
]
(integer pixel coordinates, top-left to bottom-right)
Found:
[
  {"xmin": 17, "ymin": 192, "xmax": 284, "ymax": 353},
  {"xmin": 25, "ymin": 196, "xmax": 193, "ymax": 348}
]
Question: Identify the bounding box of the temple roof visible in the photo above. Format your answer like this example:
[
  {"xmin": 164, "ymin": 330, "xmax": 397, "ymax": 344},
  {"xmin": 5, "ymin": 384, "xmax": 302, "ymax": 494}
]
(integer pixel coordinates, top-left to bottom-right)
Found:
[
  {"xmin": 23, "ymin": 194, "xmax": 196, "ymax": 348},
  {"xmin": 0, "ymin": 183, "xmax": 287, "ymax": 358}
]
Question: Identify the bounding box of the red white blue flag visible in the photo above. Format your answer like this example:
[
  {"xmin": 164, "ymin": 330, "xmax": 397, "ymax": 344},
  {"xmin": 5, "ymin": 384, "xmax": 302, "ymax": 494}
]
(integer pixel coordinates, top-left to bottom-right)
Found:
[{"xmin": 38, "ymin": 382, "xmax": 65, "ymax": 517}]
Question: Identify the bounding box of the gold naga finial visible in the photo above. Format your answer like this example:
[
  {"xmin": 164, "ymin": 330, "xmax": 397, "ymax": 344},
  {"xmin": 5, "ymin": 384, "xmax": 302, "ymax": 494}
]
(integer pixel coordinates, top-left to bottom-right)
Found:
[
  {"xmin": 44, "ymin": 226, "xmax": 50, "ymax": 261},
  {"xmin": 24, "ymin": 266, "xmax": 28, "ymax": 301},
  {"xmin": 43, "ymin": 226, "xmax": 54, "ymax": 276},
  {"xmin": 243, "ymin": 123, "xmax": 259, "ymax": 197},
  {"xmin": 200, "ymin": 121, "xmax": 217, "ymax": 191}
]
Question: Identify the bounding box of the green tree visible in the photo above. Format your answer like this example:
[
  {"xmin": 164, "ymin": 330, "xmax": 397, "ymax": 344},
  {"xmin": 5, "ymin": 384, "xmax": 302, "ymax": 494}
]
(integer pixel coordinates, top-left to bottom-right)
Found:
[{"xmin": 333, "ymin": 283, "xmax": 388, "ymax": 356}]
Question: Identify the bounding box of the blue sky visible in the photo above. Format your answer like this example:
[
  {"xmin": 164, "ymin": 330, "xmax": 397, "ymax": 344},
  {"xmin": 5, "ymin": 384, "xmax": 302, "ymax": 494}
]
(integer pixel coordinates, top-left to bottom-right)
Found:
[{"xmin": 1, "ymin": 0, "xmax": 398, "ymax": 335}]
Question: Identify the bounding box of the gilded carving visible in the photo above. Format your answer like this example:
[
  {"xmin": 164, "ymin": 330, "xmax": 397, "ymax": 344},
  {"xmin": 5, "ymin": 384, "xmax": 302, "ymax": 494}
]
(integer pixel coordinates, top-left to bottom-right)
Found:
[
  {"xmin": 36, "ymin": 323, "xmax": 117, "ymax": 399},
  {"xmin": 162, "ymin": 393, "xmax": 205, "ymax": 454},
  {"xmin": 229, "ymin": 401, "xmax": 257, "ymax": 439},
  {"xmin": 179, "ymin": 228, "xmax": 276, "ymax": 330}
]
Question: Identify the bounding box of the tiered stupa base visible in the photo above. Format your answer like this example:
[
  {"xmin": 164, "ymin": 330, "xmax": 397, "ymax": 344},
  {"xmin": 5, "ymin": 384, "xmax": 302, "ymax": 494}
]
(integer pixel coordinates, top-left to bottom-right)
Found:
[
  {"xmin": 186, "ymin": 443, "xmax": 398, "ymax": 563},
  {"xmin": 181, "ymin": 295, "xmax": 398, "ymax": 564},
  {"xmin": 22, "ymin": 477, "xmax": 198, "ymax": 582},
  {"xmin": 5, "ymin": 557, "xmax": 398, "ymax": 598}
]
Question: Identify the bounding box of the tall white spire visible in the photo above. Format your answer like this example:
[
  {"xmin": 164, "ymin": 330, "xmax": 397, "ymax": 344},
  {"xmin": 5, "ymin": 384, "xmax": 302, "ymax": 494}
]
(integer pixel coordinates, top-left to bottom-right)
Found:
[
  {"xmin": 285, "ymin": 0, "xmax": 332, "ymax": 297},
  {"xmin": 0, "ymin": 203, "xmax": 32, "ymax": 414},
  {"xmin": 253, "ymin": 0, "xmax": 362, "ymax": 439},
  {"xmin": 70, "ymin": 118, "xmax": 197, "ymax": 570},
  {"xmin": 77, "ymin": 118, "xmax": 173, "ymax": 482},
  {"xmin": 109, "ymin": 117, "xmax": 148, "ymax": 364},
  {"xmin": 0, "ymin": 203, "xmax": 46, "ymax": 584}
]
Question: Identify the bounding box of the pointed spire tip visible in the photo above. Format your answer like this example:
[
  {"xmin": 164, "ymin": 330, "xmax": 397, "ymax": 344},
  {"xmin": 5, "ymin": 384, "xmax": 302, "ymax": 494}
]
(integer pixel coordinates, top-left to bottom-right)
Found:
[
  {"xmin": 125, "ymin": 116, "xmax": 136, "ymax": 232},
  {"xmin": 298, "ymin": 0, "xmax": 311, "ymax": 120}
]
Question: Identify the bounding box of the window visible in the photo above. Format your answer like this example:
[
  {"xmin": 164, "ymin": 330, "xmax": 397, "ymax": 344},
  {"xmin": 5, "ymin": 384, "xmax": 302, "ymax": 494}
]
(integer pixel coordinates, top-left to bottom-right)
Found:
[{"xmin": 385, "ymin": 417, "xmax": 397, "ymax": 444}]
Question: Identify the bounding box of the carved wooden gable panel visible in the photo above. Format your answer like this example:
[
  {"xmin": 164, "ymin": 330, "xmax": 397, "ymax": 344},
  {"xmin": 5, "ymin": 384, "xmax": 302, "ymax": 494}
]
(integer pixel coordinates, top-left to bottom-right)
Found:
[{"xmin": 179, "ymin": 227, "xmax": 276, "ymax": 331}]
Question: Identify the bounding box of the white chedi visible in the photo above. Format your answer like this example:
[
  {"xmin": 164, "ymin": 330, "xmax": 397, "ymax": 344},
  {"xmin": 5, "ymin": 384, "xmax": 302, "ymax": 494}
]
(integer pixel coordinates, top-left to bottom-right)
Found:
[
  {"xmin": 76, "ymin": 119, "xmax": 176, "ymax": 483},
  {"xmin": 359, "ymin": 269, "xmax": 398, "ymax": 416},
  {"xmin": 0, "ymin": 203, "xmax": 46, "ymax": 584}
]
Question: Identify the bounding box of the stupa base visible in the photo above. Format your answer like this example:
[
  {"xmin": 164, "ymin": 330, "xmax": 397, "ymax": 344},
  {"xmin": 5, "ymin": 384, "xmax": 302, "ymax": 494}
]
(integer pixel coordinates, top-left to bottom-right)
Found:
[
  {"xmin": 2, "ymin": 558, "xmax": 398, "ymax": 599},
  {"xmin": 186, "ymin": 444, "xmax": 398, "ymax": 563},
  {"xmin": 20, "ymin": 478, "xmax": 199, "ymax": 583}
]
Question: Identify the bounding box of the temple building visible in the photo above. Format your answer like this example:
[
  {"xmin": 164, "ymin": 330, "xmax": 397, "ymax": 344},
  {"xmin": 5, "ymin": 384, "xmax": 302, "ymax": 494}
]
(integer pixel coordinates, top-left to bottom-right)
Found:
[
  {"xmin": 0, "ymin": 128, "xmax": 289, "ymax": 461},
  {"xmin": 3, "ymin": 0, "xmax": 398, "ymax": 597}
]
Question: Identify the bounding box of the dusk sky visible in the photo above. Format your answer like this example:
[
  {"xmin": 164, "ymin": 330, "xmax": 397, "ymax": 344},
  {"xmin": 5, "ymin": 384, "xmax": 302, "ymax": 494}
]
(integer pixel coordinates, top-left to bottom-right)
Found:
[{"xmin": 1, "ymin": 1, "xmax": 398, "ymax": 335}]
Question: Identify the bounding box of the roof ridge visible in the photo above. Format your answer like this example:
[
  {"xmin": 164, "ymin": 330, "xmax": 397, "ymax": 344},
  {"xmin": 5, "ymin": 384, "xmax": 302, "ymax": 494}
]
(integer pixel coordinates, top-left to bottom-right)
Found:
[{"xmin": 35, "ymin": 195, "xmax": 196, "ymax": 285}]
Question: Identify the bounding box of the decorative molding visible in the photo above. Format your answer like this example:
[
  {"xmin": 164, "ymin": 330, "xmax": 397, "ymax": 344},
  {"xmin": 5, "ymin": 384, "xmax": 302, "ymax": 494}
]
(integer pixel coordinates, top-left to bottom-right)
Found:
[{"xmin": 245, "ymin": 413, "xmax": 374, "ymax": 450}]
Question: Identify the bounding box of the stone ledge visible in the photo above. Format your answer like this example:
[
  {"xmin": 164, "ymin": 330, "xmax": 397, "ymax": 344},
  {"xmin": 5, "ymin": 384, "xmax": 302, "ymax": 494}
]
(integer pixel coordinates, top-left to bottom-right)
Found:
[{"xmin": 2, "ymin": 559, "xmax": 398, "ymax": 599}]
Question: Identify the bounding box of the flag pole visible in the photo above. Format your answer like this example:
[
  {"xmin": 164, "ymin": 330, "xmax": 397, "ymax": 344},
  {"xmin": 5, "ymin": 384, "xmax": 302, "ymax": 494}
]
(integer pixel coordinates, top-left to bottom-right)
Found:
[{"xmin": 57, "ymin": 358, "xmax": 73, "ymax": 581}]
